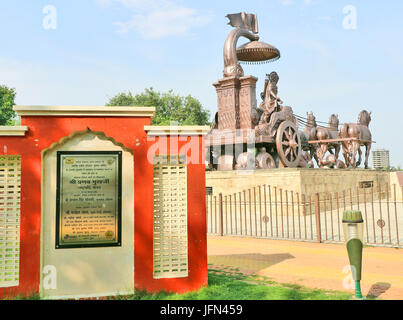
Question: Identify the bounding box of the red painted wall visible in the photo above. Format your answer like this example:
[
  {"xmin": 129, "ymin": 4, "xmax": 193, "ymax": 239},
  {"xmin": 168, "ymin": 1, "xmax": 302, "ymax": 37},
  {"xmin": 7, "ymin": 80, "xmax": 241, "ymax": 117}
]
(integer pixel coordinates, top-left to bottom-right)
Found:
[
  {"xmin": 135, "ymin": 135, "xmax": 208, "ymax": 294},
  {"xmin": 0, "ymin": 116, "xmax": 207, "ymax": 298}
]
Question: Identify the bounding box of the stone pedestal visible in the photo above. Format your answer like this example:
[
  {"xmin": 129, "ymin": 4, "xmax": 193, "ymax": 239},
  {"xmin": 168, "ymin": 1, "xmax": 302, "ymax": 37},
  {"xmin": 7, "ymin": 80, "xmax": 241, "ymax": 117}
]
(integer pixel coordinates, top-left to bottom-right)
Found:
[
  {"xmin": 213, "ymin": 75, "xmax": 258, "ymax": 130},
  {"xmin": 213, "ymin": 77, "xmax": 239, "ymax": 130},
  {"xmin": 239, "ymin": 76, "xmax": 258, "ymax": 129}
]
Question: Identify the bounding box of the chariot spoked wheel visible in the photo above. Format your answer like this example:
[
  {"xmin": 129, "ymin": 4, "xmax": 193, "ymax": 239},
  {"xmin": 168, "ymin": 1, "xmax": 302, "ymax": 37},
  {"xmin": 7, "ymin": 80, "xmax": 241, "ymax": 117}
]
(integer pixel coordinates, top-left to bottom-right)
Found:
[{"xmin": 276, "ymin": 121, "xmax": 302, "ymax": 168}]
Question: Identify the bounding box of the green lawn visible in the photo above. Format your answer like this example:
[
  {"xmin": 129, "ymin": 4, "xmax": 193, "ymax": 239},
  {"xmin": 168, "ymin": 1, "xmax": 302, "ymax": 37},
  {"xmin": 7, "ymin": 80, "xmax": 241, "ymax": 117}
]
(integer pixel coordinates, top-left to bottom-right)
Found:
[
  {"xmin": 7, "ymin": 267, "xmax": 365, "ymax": 300},
  {"xmin": 112, "ymin": 267, "xmax": 353, "ymax": 300}
]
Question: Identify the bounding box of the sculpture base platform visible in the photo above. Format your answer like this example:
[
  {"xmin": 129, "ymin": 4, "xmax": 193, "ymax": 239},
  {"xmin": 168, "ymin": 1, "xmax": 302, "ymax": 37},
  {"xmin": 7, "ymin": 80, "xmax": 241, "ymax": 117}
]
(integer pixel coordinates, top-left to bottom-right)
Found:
[{"xmin": 206, "ymin": 168, "xmax": 391, "ymax": 199}]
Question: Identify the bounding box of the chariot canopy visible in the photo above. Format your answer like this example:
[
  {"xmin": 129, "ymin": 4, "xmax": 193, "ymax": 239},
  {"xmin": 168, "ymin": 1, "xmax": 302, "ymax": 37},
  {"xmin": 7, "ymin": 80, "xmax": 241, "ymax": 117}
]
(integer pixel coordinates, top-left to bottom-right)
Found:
[{"xmin": 237, "ymin": 41, "xmax": 280, "ymax": 64}]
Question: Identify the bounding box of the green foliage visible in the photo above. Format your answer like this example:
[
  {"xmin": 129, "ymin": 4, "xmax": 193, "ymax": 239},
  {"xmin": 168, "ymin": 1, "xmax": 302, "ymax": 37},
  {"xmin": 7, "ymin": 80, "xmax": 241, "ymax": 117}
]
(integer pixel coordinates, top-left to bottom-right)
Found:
[
  {"xmin": 0, "ymin": 85, "xmax": 17, "ymax": 125},
  {"xmin": 106, "ymin": 88, "xmax": 211, "ymax": 126}
]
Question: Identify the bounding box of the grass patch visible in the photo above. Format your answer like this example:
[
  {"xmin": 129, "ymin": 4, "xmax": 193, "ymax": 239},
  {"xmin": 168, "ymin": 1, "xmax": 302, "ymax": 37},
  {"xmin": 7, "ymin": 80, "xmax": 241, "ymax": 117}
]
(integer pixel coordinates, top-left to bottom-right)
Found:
[
  {"xmin": 2, "ymin": 292, "xmax": 40, "ymax": 300},
  {"xmin": 4, "ymin": 268, "xmax": 356, "ymax": 300},
  {"xmin": 110, "ymin": 267, "xmax": 352, "ymax": 300}
]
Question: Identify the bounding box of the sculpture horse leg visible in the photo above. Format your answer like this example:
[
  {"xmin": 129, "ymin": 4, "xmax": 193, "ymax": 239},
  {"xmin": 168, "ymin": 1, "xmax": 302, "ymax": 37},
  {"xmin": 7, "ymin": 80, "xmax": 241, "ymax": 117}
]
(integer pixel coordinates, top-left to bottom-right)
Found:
[
  {"xmin": 318, "ymin": 143, "xmax": 328, "ymax": 167},
  {"xmin": 339, "ymin": 124, "xmax": 353, "ymax": 167},
  {"xmin": 335, "ymin": 143, "xmax": 341, "ymax": 160},
  {"xmin": 310, "ymin": 145, "xmax": 319, "ymax": 167},
  {"xmin": 364, "ymin": 142, "xmax": 371, "ymax": 169},
  {"xmin": 341, "ymin": 141, "xmax": 350, "ymax": 167},
  {"xmin": 350, "ymin": 141, "xmax": 360, "ymax": 168},
  {"xmin": 356, "ymin": 146, "xmax": 362, "ymax": 167}
]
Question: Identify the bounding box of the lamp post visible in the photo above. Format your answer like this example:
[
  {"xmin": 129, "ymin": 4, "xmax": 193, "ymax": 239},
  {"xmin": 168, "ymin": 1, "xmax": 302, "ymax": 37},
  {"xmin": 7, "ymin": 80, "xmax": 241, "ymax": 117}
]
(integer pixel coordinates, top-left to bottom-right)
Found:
[{"xmin": 342, "ymin": 210, "xmax": 365, "ymax": 300}]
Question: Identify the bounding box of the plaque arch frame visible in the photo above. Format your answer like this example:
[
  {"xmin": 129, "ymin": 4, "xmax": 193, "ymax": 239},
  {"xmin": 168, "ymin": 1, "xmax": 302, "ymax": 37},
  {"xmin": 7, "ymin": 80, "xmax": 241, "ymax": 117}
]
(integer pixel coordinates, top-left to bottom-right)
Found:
[{"xmin": 40, "ymin": 128, "xmax": 135, "ymax": 299}]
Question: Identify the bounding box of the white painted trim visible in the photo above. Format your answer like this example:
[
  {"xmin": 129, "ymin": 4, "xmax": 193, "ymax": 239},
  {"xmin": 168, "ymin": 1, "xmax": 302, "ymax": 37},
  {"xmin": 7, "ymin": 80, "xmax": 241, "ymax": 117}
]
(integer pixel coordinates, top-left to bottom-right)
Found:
[
  {"xmin": 13, "ymin": 105, "xmax": 156, "ymax": 118},
  {"xmin": 40, "ymin": 132, "xmax": 135, "ymax": 299},
  {"xmin": 144, "ymin": 125, "xmax": 210, "ymax": 136},
  {"xmin": 0, "ymin": 126, "xmax": 29, "ymax": 136},
  {"xmin": 42, "ymin": 290, "xmax": 135, "ymax": 300}
]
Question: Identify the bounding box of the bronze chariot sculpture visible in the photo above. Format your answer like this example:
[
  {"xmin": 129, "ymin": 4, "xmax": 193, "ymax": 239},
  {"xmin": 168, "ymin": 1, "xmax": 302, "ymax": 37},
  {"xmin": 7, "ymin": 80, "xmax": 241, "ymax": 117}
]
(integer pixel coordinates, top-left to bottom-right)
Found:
[{"xmin": 205, "ymin": 12, "xmax": 374, "ymax": 171}]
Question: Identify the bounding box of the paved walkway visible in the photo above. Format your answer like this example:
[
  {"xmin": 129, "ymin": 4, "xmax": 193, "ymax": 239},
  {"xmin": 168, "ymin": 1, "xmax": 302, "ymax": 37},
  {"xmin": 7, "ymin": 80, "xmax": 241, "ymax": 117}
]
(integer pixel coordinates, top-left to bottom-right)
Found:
[{"xmin": 207, "ymin": 236, "xmax": 403, "ymax": 300}]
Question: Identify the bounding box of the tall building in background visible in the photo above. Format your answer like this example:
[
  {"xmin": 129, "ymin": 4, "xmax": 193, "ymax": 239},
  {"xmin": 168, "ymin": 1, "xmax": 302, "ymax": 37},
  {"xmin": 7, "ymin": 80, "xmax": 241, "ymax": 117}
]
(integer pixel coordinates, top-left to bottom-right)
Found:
[{"xmin": 372, "ymin": 149, "xmax": 390, "ymax": 169}]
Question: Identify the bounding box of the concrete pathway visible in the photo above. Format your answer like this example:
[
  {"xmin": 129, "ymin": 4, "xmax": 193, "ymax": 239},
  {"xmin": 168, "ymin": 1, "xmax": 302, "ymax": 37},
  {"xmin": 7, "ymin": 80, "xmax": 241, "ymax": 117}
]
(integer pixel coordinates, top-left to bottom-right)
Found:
[{"xmin": 208, "ymin": 236, "xmax": 403, "ymax": 300}]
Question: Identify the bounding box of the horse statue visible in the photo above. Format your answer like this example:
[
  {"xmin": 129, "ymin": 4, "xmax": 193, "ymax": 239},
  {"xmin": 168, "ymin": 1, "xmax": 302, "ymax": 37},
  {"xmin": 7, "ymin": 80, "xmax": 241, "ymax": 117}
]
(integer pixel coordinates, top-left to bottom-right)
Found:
[
  {"xmin": 339, "ymin": 110, "xmax": 372, "ymax": 169},
  {"xmin": 309, "ymin": 114, "xmax": 340, "ymax": 167},
  {"xmin": 299, "ymin": 112, "xmax": 318, "ymax": 166},
  {"xmin": 300, "ymin": 112, "xmax": 317, "ymax": 142}
]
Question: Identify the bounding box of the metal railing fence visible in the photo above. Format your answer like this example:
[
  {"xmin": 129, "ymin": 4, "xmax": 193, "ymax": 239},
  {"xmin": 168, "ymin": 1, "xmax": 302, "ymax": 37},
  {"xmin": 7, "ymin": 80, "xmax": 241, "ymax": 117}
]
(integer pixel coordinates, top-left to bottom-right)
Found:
[{"xmin": 206, "ymin": 183, "xmax": 403, "ymax": 248}]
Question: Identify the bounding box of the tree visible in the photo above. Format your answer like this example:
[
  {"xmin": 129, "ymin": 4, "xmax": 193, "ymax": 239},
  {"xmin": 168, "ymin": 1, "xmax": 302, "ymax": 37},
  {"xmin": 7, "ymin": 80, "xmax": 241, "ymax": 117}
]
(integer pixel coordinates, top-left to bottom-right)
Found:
[
  {"xmin": 106, "ymin": 88, "xmax": 211, "ymax": 126},
  {"xmin": 0, "ymin": 85, "xmax": 17, "ymax": 125}
]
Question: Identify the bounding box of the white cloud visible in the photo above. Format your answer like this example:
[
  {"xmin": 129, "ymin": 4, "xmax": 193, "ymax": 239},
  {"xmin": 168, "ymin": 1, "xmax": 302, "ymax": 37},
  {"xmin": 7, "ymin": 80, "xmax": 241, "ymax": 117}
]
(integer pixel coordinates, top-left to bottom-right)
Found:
[{"xmin": 96, "ymin": 0, "xmax": 213, "ymax": 39}]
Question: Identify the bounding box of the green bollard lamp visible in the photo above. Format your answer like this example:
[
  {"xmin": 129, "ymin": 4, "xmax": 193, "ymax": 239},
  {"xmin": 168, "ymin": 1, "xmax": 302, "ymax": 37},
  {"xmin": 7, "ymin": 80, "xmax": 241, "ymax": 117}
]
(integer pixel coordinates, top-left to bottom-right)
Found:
[{"xmin": 342, "ymin": 210, "xmax": 365, "ymax": 300}]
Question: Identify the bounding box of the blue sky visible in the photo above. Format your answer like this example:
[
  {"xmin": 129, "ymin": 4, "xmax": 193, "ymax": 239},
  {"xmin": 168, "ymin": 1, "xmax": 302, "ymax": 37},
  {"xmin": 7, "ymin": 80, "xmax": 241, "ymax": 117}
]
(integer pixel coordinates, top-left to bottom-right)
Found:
[{"xmin": 0, "ymin": 0, "xmax": 402, "ymax": 166}]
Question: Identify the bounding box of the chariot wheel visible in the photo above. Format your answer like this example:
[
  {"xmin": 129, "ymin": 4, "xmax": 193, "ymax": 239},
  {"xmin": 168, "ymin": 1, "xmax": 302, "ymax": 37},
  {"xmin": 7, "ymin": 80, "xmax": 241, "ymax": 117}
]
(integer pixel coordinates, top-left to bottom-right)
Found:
[{"xmin": 276, "ymin": 121, "xmax": 302, "ymax": 168}]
